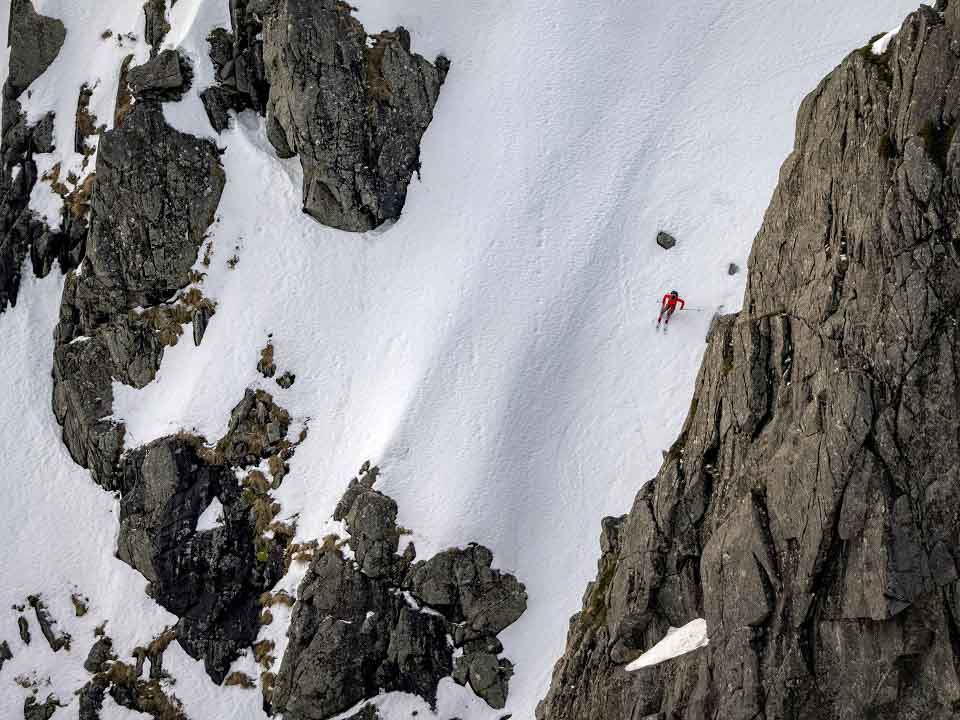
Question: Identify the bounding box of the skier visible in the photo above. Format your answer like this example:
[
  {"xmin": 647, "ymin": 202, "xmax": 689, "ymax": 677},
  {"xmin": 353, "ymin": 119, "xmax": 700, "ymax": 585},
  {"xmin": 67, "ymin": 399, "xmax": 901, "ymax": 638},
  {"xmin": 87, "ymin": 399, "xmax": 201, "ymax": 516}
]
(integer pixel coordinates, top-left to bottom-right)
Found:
[{"xmin": 657, "ymin": 290, "xmax": 685, "ymax": 331}]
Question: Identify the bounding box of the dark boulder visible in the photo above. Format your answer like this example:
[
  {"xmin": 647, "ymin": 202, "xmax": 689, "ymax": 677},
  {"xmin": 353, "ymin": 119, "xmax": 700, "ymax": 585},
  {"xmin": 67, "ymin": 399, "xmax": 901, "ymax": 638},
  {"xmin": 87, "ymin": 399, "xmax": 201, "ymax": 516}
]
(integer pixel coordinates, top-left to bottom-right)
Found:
[
  {"xmin": 126, "ymin": 50, "xmax": 192, "ymax": 101},
  {"xmin": 143, "ymin": 0, "xmax": 170, "ymax": 56},
  {"xmin": 83, "ymin": 637, "xmax": 116, "ymax": 674},
  {"xmin": 258, "ymin": 0, "xmax": 449, "ymax": 231},
  {"xmin": 214, "ymin": 388, "xmax": 290, "ymax": 467},
  {"xmin": 28, "ymin": 596, "xmax": 69, "ymax": 652},
  {"xmin": 344, "ymin": 485, "xmax": 401, "ymax": 580},
  {"xmin": 406, "ymin": 544, "xmax": 528, "ymax": 643},
  {"xmin": 655, "ymin": 231, "xmax": 676, "ymax": 250},
  {"xmin": 6, "ymin": 0, "xmax": 65, "ymax": 98},
  {"xmin": 453, "ymin": 652, "xmax": 514, "ymax": 710},
  {"xmin": 23, "ymin": 695, "xmax": 59, "ymax": 720}
]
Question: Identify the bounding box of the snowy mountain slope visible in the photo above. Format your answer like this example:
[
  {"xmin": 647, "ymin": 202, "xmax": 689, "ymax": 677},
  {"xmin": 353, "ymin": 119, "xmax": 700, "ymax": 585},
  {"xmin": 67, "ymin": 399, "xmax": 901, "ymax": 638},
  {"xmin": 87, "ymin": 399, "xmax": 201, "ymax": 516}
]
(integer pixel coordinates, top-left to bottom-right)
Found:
[{"xmin": 0, "ymin": 1, "xmax": 918, "ymax": 719}]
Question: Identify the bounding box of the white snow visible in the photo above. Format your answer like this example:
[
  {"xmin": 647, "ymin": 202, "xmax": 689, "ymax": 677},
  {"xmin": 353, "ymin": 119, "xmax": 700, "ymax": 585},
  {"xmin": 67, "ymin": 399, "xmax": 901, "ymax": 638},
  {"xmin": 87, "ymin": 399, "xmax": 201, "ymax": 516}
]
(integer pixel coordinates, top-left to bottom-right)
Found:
[
  {"xmin": 872, "ymin": 24, "xmax": 903, "ymax": 55},
  {"xmin": 625, "ymin": 618, "xmax": 710, "ymax": 671},
  {"xmin": 196, "ymin": 497, "xmax": 225, "ymax": 531},
  {"xmin": 1, "ymin": 1, "xmax": 921, "ymax": 719},
  {"xmin": 99, "ymin": 695, "xmax": 151, "ymax": 719}
]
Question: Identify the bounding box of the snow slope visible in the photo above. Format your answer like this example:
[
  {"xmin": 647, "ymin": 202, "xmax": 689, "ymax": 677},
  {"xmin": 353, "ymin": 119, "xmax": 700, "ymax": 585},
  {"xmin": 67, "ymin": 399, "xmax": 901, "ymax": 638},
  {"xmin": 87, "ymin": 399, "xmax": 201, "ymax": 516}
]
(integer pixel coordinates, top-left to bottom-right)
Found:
[{"xmin": 1, "ymin": 1, "xmax": 917, "ymax": 718}]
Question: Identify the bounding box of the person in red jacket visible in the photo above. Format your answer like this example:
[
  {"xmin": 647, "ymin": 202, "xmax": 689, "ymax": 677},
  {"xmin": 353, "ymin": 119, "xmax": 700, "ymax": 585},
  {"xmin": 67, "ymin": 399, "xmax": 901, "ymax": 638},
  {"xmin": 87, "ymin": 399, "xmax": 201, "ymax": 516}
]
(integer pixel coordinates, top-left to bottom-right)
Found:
[{"xmin": 657, "ymin": 289, "xmax": 685, "ymax": 330}]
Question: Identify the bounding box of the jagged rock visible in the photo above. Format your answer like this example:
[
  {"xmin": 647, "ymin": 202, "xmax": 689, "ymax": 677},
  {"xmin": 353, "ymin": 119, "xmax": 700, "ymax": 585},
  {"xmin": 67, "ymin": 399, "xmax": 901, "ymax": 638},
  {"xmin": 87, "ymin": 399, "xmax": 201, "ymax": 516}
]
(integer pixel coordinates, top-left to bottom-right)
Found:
[
  {"xmin": 380, "ymin": 607, "xmax": 452, "ymax": 704},
  {"xmin": 79, "ymin": 661, "xmax": 186, "ymax": 720},
  {"xmin": 116, "ymin": 436, "xmax": 285, "ymax": 682},
  {"xmin": 28, "ymin": 596, "xmax": 69, "ymax": 652},
  {"xmin": 344, "ymin": 486, "xmax": 401, "ymax": 580},
  {"xmin": 257, "ymin": 343, "xmax": 276, "ymax": 377},
  {"xmin": 52, "ymin": 100, "xmax": 224, "ymax": 488},
  {"xmin": 77, "ymin": 676, "xmax": 108, "ymax": 720},
  {"xmin": 453, "ymin": 652, "xmax": 513, "ymax": 710},
  {"xmin": 200, "ymin": 86, "xmax": 240, "ymax": 134},
  {"xmin": 0, "ymin": 0, "xmax": 66, "ymax": 310},
  {"xmin": 273, "ymin": 546, "xmax": 402, "ymax": 719},
  {"xmin": 406, "ymin": 544, "xmax": 528, "ymax": 643},
  {"xmin": 276, "ymin": 371, "xmax": 295, "ymax": 389},
  {"xmin": 143, "ymin": 0, "xmax": 170, "ymax": 56},
  {"xmin": 258, "ymin": 0, "xmax": 449, "ymax": 231},
  {"xmin": 655, "ymin": 231, "xmax": 676, "ymax": 250},
  {"xmin": 192, "ymin": 303, "xmax": 213, "ymax": 346},
  {"xmin": 23, "ymin": 695, "xmax": 58, "ymax": 720},
  {"xmin": 126, "ymin": 50, "xmax": 192, "ymax": 101},
  {"xmin": 6, "ymin": 0, "xmax": 66, "ymax": 98},
  {"xmin": 0, "ymin": 640, "xmax": 11, "ymax": 671},
  {"xmin": 215, "ymin": 388, "xmax": 290, "ymax": 467},
  {"xmin": 18, "ymin": 616, "xmax": 30, "ymax": 644},
  {"xmin": 274, "ymin": 473, "xmax": 526, "ymax": 717},
  {"xmin": 333, "ymin": 464, "xmax": 379, "ymax": 521},
  {"xmin": 61, "ymin": 101, "xmax": 223, "ymax": 328},
  {"xmin": 539, "ymin": 5, "xmax": 960, "ymax": 719},
  {"xmin": 83, "ymin": 637, "xmax": 116, "ymax": 674},
  {"xmin": 200, "ymin": 2, "xmax": 268, "ymax": 133}
]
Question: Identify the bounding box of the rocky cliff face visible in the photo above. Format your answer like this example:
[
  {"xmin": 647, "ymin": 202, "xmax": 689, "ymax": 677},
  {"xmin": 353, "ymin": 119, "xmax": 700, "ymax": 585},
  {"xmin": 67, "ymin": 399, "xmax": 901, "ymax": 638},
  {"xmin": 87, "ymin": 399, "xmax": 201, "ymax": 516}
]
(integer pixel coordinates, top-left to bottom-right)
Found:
[
  {"xmin": 0, "ymin": 0, "xmax": 68, "ymax": 310},
  {"xmin": 538, "ymin": 3, "xmax": 960, "ymax": 719}
]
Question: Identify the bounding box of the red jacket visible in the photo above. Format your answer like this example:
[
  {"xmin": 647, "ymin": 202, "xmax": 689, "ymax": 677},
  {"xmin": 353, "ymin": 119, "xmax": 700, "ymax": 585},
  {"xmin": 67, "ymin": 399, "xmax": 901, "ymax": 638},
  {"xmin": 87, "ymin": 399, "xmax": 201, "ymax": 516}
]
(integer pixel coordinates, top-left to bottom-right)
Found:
[{"xmin": 662, "ymin": 294, "xmax": 685, "ymax": 311}]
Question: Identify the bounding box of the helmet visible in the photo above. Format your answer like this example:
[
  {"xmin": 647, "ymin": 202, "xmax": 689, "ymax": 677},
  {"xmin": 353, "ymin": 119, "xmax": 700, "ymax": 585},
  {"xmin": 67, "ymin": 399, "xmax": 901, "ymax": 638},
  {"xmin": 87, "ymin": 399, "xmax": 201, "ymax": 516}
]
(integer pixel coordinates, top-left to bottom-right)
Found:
[{"xmin": 670, "ymin": 289, "xmax": 678, "ymax": 297}]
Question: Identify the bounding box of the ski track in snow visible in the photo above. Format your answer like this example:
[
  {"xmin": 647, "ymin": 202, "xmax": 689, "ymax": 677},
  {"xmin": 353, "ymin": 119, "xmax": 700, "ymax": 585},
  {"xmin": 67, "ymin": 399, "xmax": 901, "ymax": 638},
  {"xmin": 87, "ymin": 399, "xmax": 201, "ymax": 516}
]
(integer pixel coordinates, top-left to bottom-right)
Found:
[{"xmin": 1, "ymin": 1, "xmax": 919, "ymax": 718}]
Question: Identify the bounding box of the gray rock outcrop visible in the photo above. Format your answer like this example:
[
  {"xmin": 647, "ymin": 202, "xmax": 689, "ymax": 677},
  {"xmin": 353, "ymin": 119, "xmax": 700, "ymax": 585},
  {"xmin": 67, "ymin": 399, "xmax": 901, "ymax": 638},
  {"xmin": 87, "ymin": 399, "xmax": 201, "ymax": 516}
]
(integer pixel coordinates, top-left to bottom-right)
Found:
[
  {"xmin": 6, "ymin": 0, "xmax": 65, "ymax": 98},
  {"xmin": 199, "ymin": 0, "xmax": 270, "ymax": 132},
  {"xmin": 41, "ymin": 27, "xmax": 292, "ymax": 684},
  {"xmin": 28, "ymin": 596, "xmax": 69, "ymax": 652},
  {"xmin": 539, "ymin": 4, "xmax": 960, "ymax": 719},
  {"xmin": 126, "ymin": 50, "xmax": 192, "ymax": 102},
  {"xmin": 52, "ymin": 99, "xmax": 224, "ymax": 489},
  {"xmin": 23, "ymin": 695, "xmax": 58, "ymax": 720},
  {"xmin": 272, "ymin": 466, "xmax": 527, "ymax": 719},
  {"xmin": 202, "ymin": 0, "xmax": 449, "ymax": 231},
  {"xmin": 83, "ymin": 637, "xmax": 116, "ymax": 674},
  {"xmin": 143, "ymin": 0, "xmax": 170, "ymax": 56},
  {"xmin": 0, "ymin": 640, "xmax": 11, "ymax": 671},
  {"xmin": 0, "ymin": 0, "xmax": 69, "ymax": 310},
  {"xmin": 113, "ymin": 390, "xmax": 293, "ymax": 683},
  {"xmin": 259, "ymin": 1, "xmax": 449, "ymax": 231}
]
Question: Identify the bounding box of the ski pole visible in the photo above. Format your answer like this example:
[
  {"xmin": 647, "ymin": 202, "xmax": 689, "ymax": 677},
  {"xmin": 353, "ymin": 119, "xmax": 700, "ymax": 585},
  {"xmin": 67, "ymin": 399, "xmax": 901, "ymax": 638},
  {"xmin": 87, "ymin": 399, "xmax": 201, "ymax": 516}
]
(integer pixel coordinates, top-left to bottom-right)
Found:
[{"xmin": 652, "ymin": 301, "xmax": 709, "ymax": 312}]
